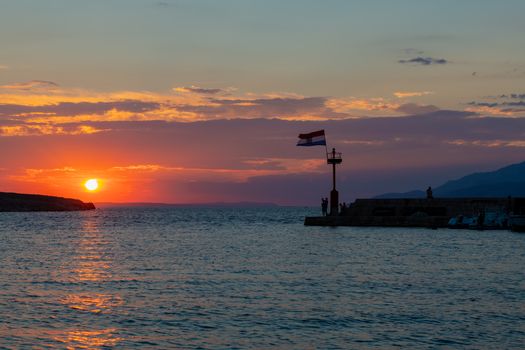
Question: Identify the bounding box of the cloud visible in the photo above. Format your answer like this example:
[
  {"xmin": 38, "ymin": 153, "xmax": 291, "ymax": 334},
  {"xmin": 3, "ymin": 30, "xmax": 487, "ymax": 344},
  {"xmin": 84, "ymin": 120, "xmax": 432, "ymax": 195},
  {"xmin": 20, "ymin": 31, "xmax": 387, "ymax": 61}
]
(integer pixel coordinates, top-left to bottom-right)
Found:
[
  {"xmin": 174, "ymin": 86, "xmax": 226, "ymax": 95},
  {"xmin": 505, "ymin": 101, "xmax": 525, "ymax": 107},
  {"xmin": 464, "ymin": 105, "xmax": 517, "ymax": 117},
  {"xmin": 326, "ymin": 97, "xmax": 400, "ymax": 115},
  {"xmin": 0, "ymin": 84, "xmax": 358, "ymax": 123},
  {"xmin": 3, "ymin": 112, "xmax": 525, "ymax": 203},
  {"xmin": 394, "ymin": 91, "xmax": 434, "ymax": 98},
  {"xmin": 7, "ymin": 83, "xmax": 525, "ymax": 135},
  {"xmin": 0, "ymin": 80, "xmax": 59, "ymax": 91},
  {"xmin": 395, "ymin": 103, "xmax": 439, "ymax": 115},
  {"xmin": 446, "ymin": 139, "xmax": 525, "ymax": 148},
  {"xmin": 109, "ymin": 164, "xmax": 168, "ymax": 172},
  {"xmin": 0, "ymin": 65, "xmax": 8, "ymax": 70},
  {"xmin": 0, "ymin": 81, "xmax": 459, "ymax": 126},
  {"xmin": 177, "ymin": 96, "xmax": 338, "ymax": 120},
  {"xmin": 467, "ymin": 101, "xmax": 498, "ymax": 108},
  {"xmin": 0, "ymin": 100, "xmax": 161, "ymax": 118},
  {"xmin": 0, "ymin": 84, "xmax": 454, "ymax": 129},
  {"xmin": 466, "ymin": 96, "xmax": 525, "ymax": 117},
  {"xmin": 481, "ymin": 93, "xmax": 525, "ymax": 101},
  {"xmin": 341, "ymin": 139, "xmax": 385, "ymax": 146},
  {"xmin": 398, "ymin": 57, "xmax": 448, "ymax": 65},
  {"xmin": 0, "ymin": 123, "xmax": 108, "ymax": 137}
]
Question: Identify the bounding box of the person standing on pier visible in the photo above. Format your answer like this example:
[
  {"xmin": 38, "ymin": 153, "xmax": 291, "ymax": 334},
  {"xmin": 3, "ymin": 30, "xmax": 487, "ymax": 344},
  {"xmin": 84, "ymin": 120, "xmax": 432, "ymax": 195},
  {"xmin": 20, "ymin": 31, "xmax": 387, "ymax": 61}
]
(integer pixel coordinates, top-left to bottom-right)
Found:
[
  {"xmin": 426, "ymin": 186, "xmax": 434, "ymax": 199},
  {"xmin": 321, "ymin": 198, "xmax": 328, "ymax": 216}
]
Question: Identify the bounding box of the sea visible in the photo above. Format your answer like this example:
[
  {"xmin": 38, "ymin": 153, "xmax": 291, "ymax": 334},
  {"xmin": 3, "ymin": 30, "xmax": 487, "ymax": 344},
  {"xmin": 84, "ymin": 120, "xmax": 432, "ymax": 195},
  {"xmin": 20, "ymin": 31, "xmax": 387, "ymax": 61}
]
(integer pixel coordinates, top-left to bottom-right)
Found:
[{"xmin": 0, "ymin": 206, "xmax": 524, "ymax": 349}]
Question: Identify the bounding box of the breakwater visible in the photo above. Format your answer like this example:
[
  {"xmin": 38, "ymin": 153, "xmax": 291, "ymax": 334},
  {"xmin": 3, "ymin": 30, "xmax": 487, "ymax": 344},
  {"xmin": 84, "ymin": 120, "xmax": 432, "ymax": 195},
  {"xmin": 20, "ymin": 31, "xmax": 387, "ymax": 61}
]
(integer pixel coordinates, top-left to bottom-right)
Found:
[{"xmin": 305, "ymin": 197, "xmax": 525, "ymax": 227}]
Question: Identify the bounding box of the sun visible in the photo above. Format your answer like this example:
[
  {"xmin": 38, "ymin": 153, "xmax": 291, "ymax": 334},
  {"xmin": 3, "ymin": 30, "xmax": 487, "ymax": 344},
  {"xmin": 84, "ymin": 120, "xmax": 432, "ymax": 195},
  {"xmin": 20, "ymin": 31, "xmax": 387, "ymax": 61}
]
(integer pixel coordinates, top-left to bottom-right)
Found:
[{"xmin": 84, "ymin": 179, "xmax": 99, "ymax": 191}]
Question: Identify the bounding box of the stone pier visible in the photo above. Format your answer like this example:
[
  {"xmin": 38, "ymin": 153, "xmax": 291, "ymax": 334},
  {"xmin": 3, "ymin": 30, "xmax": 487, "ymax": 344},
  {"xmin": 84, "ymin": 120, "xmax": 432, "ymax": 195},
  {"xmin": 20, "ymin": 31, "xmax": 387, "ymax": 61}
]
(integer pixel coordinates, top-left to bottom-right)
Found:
[{"xmin": 305, "ymin": 197, "xmax": 524, "ymax": 227}]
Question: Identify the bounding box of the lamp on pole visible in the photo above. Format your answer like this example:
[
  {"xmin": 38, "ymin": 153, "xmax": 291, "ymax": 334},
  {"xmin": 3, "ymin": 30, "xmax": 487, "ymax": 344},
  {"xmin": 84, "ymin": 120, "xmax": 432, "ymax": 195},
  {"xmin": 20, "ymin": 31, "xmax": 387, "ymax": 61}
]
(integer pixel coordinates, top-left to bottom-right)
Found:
[{"xmin": 326, "ymin": 148, "xmax": 342, "ymax": 215}]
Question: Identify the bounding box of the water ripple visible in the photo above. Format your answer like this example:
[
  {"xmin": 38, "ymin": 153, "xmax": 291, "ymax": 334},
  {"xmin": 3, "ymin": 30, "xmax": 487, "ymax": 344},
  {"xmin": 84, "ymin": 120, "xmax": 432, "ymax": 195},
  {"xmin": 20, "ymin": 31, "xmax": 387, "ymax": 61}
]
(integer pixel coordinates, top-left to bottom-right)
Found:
[{"xmin": 1, "ymin": 207, "xmax": 524, "ymax": 348}]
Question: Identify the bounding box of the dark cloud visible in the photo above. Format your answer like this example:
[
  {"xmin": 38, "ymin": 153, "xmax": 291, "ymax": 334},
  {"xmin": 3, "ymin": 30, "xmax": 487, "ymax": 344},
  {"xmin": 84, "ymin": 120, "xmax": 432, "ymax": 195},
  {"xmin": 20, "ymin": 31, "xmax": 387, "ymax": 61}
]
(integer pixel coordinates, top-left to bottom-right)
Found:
[
  {"xmin": 505, "ymin": 101, "xmax": 525, "ymax": 107},
  {"xmin": 495, "ymin": 94, "xmax": 525, "ymax": 99},
  {"xmin": 468, "ymin": 100, "xmax": 525, "ymax": 108},
  {"xmin": 0, "ymin": 80, "xmax": 59, "ymax": 91},
  {"xmin": 398, "ymin": 56, "xmax": 448, "ymax": 65},
  {"xmin": 395, "ymin": 103, "xmax": 439, "ymax": 115},
  {"xmin": 468, "ymin": 101, "xmax": 499, "ymax": 108},
  {"xmin": 178, "ymin": 96, "xmax": 337, "ymax": 119},
  {"xmin": 177, "ymin": 86, "xmax": 224, "ymax": 95}
]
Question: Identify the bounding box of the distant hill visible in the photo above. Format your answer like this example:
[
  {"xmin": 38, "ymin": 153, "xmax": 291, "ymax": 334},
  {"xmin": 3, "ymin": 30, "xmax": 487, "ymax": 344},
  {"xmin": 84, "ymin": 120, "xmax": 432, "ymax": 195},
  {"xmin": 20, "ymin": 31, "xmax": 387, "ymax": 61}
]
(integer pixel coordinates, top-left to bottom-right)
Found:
[
  {"xmin": 374, "ymin": 190, "xmax": 426, "ymax": 199},
  {"xmin": 0, "ymin": 192, "xmax": 95, "ymax": 212},
  {"xmin": 375, "ymin": 161, "xmax": 525, "ymax": 198}
]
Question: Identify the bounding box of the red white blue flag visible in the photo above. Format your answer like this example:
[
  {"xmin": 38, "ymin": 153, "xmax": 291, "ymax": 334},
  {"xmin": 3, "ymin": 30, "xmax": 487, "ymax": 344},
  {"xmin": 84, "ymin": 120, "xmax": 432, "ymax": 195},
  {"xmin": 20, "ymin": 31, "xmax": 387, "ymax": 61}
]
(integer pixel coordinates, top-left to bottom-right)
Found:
[{"xmin": 297, "ymin": 129, "xmax": 326, "ymax": 146}]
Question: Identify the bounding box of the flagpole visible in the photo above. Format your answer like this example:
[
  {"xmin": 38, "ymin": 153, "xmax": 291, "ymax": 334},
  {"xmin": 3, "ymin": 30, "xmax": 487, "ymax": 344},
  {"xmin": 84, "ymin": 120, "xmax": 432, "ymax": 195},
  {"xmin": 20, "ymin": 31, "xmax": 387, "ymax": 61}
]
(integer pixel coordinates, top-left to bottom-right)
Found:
[{"xmin": 324, "ymin": 131, "xmax": 328, "ymax": 160}]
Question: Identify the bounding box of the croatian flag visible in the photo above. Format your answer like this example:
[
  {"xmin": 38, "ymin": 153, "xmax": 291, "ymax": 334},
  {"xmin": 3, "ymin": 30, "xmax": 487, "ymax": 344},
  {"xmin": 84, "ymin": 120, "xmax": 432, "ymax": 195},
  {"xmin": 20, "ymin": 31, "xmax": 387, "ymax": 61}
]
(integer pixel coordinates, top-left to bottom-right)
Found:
[{"xmin": 297, "ymin": 129, "xmax": 326, "ymax": 146}]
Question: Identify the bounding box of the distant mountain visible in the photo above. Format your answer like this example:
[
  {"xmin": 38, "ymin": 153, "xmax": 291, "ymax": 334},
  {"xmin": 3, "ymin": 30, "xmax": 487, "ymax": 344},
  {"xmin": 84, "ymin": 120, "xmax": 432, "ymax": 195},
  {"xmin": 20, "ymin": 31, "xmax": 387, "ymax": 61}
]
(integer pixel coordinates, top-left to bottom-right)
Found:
[
  {"xmin": 0, "ymin": 192, "xmax": 95, "ymax": 212},
  {"xmin": 374, "ymin": 190, "xmax": 425, "ymax": 199},
  {"xmin": 375, "ymin": 161, "xmax": 525, "ymax": 198}
]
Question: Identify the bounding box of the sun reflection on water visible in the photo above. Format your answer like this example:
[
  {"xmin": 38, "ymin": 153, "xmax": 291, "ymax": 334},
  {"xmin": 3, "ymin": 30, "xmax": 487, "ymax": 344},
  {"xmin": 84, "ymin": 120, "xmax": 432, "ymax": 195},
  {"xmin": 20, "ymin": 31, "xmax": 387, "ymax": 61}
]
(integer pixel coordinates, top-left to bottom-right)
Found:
[
  {"xmin": 56, "ymin": 213, "xmax": 124, "ymax": 348},
  {"xmin": 61, "ymin": 293, "xmax": 124, "ymax": 314},
  {"xmin": 72, "ymin": 216, "xmax": 113, "ymax": 282},
  {"xmin": 53, "ymin": 328, "xmax": 122, "ymax": 349}
]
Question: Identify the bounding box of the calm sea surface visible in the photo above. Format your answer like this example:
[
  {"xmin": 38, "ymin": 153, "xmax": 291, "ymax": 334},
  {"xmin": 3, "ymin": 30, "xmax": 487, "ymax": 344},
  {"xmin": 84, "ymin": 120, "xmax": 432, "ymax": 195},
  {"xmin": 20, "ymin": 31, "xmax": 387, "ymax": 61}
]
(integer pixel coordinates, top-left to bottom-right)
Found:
[{"xmin": 1, "ymin": 207, "xmax": 524, "ymax": 349}]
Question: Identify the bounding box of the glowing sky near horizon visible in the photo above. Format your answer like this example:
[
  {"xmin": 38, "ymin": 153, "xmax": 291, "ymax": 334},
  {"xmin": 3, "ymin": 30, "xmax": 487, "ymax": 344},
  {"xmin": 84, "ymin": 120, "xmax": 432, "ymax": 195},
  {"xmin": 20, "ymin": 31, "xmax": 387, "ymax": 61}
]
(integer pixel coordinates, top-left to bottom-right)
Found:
[{"xmin": 1, "ymin": 0, "xmax": 524, "ymax": 204}]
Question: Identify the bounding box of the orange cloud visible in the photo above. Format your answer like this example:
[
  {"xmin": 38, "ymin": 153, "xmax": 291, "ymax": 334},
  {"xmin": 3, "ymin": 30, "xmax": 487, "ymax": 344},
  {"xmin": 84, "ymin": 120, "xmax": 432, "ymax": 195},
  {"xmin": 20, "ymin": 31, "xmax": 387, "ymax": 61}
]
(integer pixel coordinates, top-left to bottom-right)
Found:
[
  {"xmin": 12, "ymin": 167, "xmax": 78, "ymax": 182},
  {"xmin": 393, "ymin": 91, "xmax": 434, "ymax": 98},
  {"xmin": 0, "ymin": 80, "xmax": 59, "ymax": 91},
  {"xmin": 0, "ymin": 124, "xmax": 108, "ymax": 137},
  {"xmin": 2, "ymin": 82, "xmax": 446, "ymax": 128},
  {"xmin": 446, "ymin": 139, "xmax": 525, "ymax": 148},
  {"xmin": 464, "ymin": 105, "xmax": 521, "ymax": 117},
  {"xmin": 326, "ymin": 97, "xmax": 401, "ymax": 115}
]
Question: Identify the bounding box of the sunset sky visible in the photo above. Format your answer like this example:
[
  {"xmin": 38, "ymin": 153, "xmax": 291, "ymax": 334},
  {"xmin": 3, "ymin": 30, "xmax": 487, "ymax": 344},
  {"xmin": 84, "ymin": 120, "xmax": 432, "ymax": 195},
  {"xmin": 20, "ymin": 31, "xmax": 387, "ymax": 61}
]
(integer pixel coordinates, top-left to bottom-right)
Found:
[{"xmin": 1, "ymin": 0, "xmax": 525, "ymax": 204}]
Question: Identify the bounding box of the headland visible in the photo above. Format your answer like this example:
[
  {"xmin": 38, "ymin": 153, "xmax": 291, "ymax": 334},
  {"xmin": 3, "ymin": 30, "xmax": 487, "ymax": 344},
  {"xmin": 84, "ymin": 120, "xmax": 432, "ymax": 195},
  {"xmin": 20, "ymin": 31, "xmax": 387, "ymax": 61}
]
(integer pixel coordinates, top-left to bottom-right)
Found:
[{"xmin": 0, "ymin": 192, "xmax": 95, "ymax": 212}]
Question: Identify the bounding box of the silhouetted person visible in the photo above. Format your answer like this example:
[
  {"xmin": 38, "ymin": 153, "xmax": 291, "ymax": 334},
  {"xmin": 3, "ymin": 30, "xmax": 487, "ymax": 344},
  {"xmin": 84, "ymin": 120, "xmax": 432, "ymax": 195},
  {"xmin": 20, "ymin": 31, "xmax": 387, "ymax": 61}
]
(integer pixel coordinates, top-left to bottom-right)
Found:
[
  {"xmin": 478, "ymin": 209, "xmax": 485, "ymax": 228},
  {"xmin": 426, "ymin": 186, "xmax": 433, "ymax": 199},
  {"xmin": 321, "ymin": 198, "xmax": 328, "ymax": 216}
]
